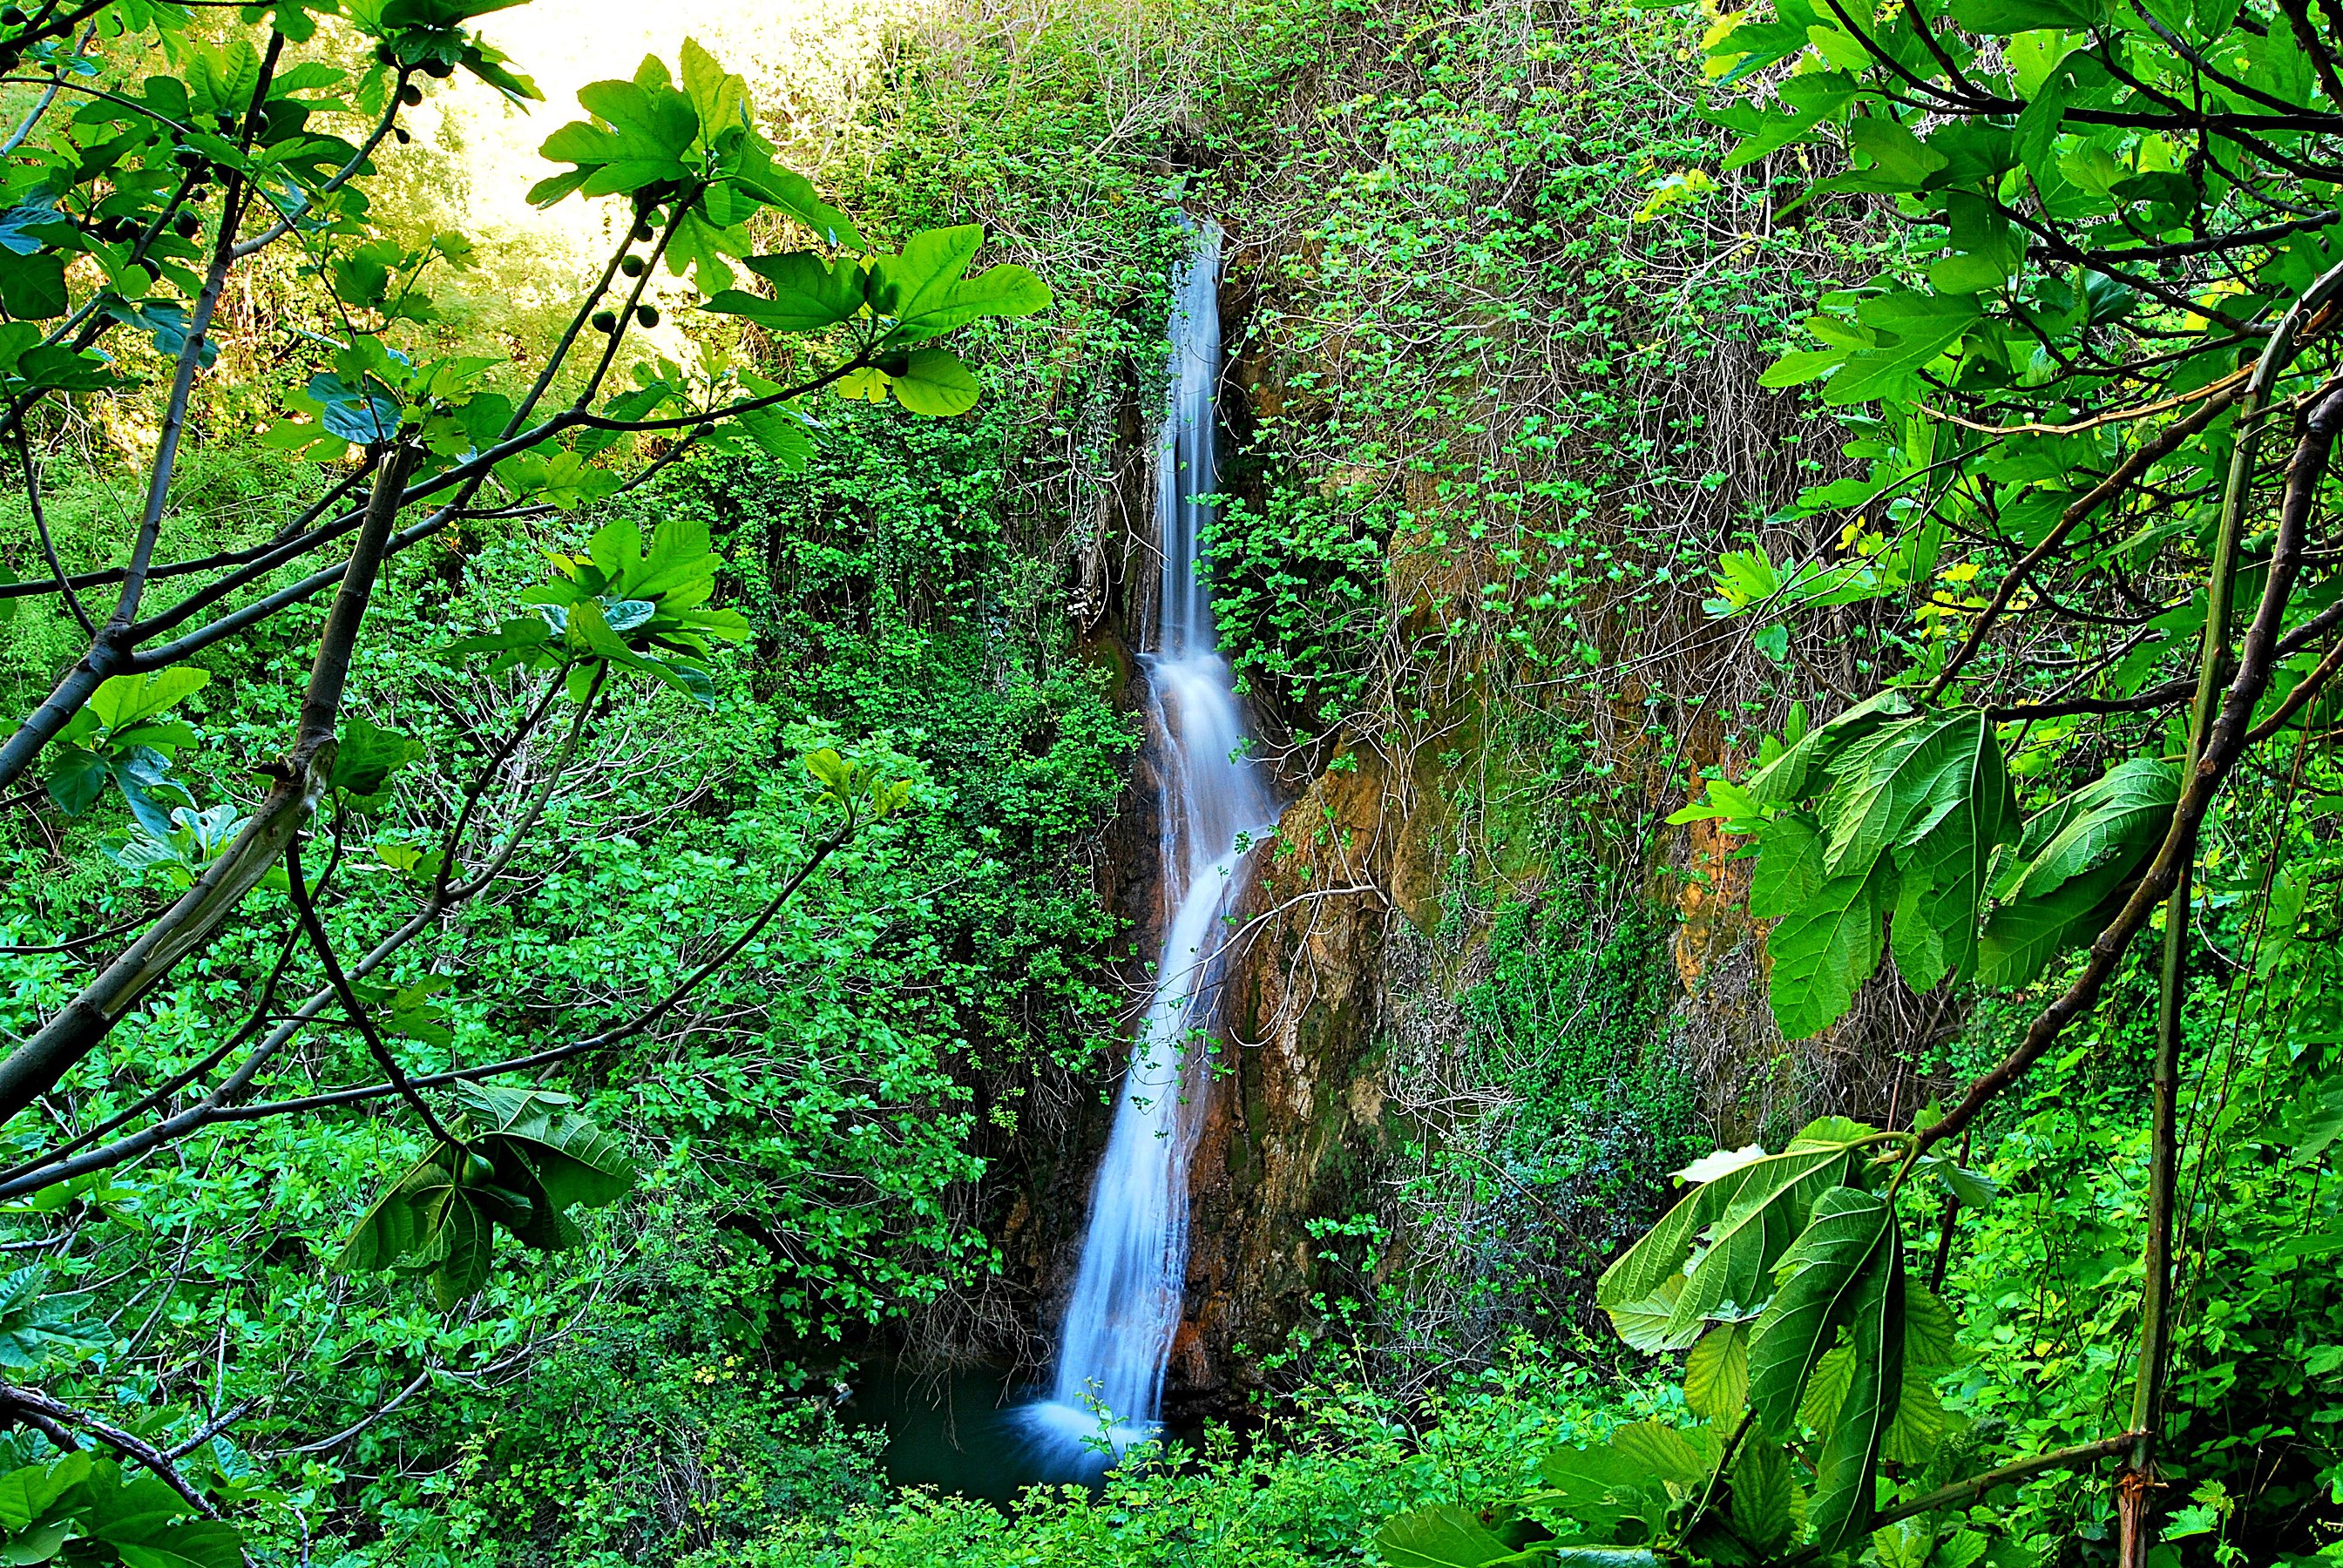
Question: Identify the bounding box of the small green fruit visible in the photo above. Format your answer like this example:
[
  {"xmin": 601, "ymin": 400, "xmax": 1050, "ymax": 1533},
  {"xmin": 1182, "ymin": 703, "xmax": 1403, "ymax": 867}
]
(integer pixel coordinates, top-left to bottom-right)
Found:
[
  {"xmin": 422, "ymin": 57, "xmax": 453, "ymax": 78},
  {"xmin": 461, "ymin": 1152, "xmax": 496, "ymax": 1186},
  {"xmin": 398, "ymin": 83, "xmax": 423, "ymax": 106},
  {"xmin": 592, "ymin": 310, "xmax": 619, "ymax": 334},
  {"xmin": 619, "ymin": 255, "xmax": 645, "ymax": 278},
  {"xmin": 173, "ymin": 211, "xmax": 200, "ymax": 239},
  {"xmin": 635, "ymin": 305, "xmax": 659, "ymax": 328}
]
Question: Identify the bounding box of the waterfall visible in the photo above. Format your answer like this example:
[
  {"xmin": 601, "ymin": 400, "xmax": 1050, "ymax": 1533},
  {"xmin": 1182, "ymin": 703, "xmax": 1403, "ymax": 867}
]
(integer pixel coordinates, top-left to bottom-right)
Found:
[{"xmin": 1019, "ymin": 219, "xmax": 1275, "ymax": 1465}]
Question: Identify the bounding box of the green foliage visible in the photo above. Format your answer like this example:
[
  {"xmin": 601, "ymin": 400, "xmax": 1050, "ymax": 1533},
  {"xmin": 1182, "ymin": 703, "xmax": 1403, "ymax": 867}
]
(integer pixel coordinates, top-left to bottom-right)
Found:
[
  {"xmin": 447, "ymin": 513, "xmax": 750, "ymax": 706},
  {"xmin": 1390, "ymin": 871, "xmax": 1702, "ymax": 1360},
  {"xmin": 1203, "ymin": 473, "xmax": 1392, "ymax": 727},
  {"xmin": 334, "ymin": 1085, "xmax": 634, "ymax": 1309},
  {"xmin": 1392, "ymin": 1117, "xmax": 2004, "ymax": 1564},
  {"xmin": 693, "ymin": 1349, "xmax": 1666, "ymax": 1568},
  {"xmin": 0, "ymin": 1448, "xmax": 240, "ymax": 1568},
  {"xmin": 1678, "ymin": 692, "xmax": 2186, "ymax": 1037},
  {"xmin": 0, "ymin": 1267, "xmax": 104, "ymax": 1371},
  {"xmin": 2, "ymin": 395, "xmax": 1131, "ymax": 1563},
  {"xmin": 44, "ymin": 670, "xmax": 210, "ymax": 835}
]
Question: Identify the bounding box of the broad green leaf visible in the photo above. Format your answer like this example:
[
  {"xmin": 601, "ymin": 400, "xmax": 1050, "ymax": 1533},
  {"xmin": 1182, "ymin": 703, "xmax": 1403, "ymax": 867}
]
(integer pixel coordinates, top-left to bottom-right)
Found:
[
  {"xmin": 1608, "ymin": 1421, "xmax": 1716, "ymax": 1485},
  {"xmin": 870, "ymin": 225, "xmax": 1051, "ymax": 344},
  {"xmin": 727, "ymin": 138, "xmax": 863, "ymax": 249},
  {"xmin": 0, "ymin": 1452, "xmax": 88, "ymax": 1533},
  {"xmin": 457, "ymin": 1084, "xmax": 635, "ymax": 1213},
  {"xmin": 1871, "ymin": 1518, "xmax": 1940, "ymax": 1568},
  {"xmin": 427, "ymin": 1190, "xmax": 494, "ymax": 1309},
  {"xmin": 735, "ymin": 403, "xmax": 816, "ymax": 470},
  {"xmin": 1720, "ymin": 71, "xmax": 1856, "ymax": 170},
  {"xmin": 45, "ymin": 745, "xmax": 111, "ymax": 817},
  {"xmin": 0, "ymin": 253, "xmax": 68, "ymax": 321},
  {"xmin": 2289, "ymin": 1079, "xmax": 2343, "ymax": 1166},
  {"xmin": 1596, "ymin": 1138, "xmax": 1860, "ymax": 1315},
  {"xmin": 1881, "ymin": 1355, "xmax": 1952, "ymax": 1463},
  {"xmin": 333, "ymin": 717, "xmax": 421, "ymax": 798},
  {"xmin": 307, "ymin": 373, "xmax": 403, "ymax": 444},
  {"xmin": 333, "ymin": 1163, "xmax": 439, "ymax": 1274},
  {"xmin": 588, "ymin": 517, "xmax": 647, "ymax": 588},
  {"xmin": 1891, "ymin": 862, "xmax": 1951, "ymax": 993},
  {"xmin": 1825, "ymin": 293, "xmax": 1981, "ymax": 406},
  {"xmin": 1790, "ymin": 1115, "xmax": 1877, "ymax": 1150},
  {"xmin": 1373, "ymin": 1505, "xmax": 1519, "ymax": 1568},
  {"xmin": 499, "ymin": 1115, "xmax": 634, "ymax": 1213},
  {"xmin": 1801, "ymin": 1340, "xmax": 1853, "ymax": 1429},
  {"xmin": 870, "ymin": 226, "xmax": 982, "ymax": 324},
  {"xmin": 5, "ymin": 1515, "xmax": 75, "ymax": 1564},
  {"xmin": 1747, "ymin": 689, "xmax": 1912, "ymax": 803},
  {"xmin": 1730, "ymin": 1439, "xmax": 1799, "ymax": 1553},
  {"xmin": 1950, "ymin": 0, "xmax": 2110, "ymax": 29},
  {"xmin": 1765, "ymin": 855, "xmax": 1895, "ymax": 1040},
  {"xmin": 623, "ymin": 516, "xmax": 721, "ymax": 604},
  {"xmin": 677, "ymin": 37, "xmax": 744, "ymax": 147},
  {"xmin": 888, "ymin": 348, "xmax": 981, "ymax": 416},
  {"xmin": 2002, "ymin": 758, "xmax": 2178, "ymax": 903},
  {"xmin": 1818, "ymin": 711, "xmax": 2007, "ymax": 879},
  {"xmin": 1977, "ymin": 760, "xmax": 2175, "ymax": 987},
  {"xmin": 537, "ymin": 65, "xmax": 697, "ymax": 199},
  {"xmin": 1604, "ymin": 1277, "xmax": 1698, "ymax": 1353},
  {"xmin": 1903, "ymin": 1281, "xmax": 1959, "ymax": 1369},
  {"xmin": 110, "ymin": 1522, "xmax": 245, "ymax": 1568},
  {"xmin": 1685, "ymin": 1321, "xmax": 1750, "ymax": 1418},
  {"xmin": 1937, "ymin": 1531, "xmax": 1989, "ymax": 1568},
  {"xmin": 0, "ymin": 1266, "xmax": 105, "ymax": 1371},
  {"xmin": 665, "ymin": 208, "xmax": 751, "ymax": 291},
  {"xmin": 1537, "ymin": 1432, "xmax": 1683, "ymax": 1547},
  {"xmin": 1748, "ymin": 1186, "xmax": 1892, "ymax": 1436},
  {"xmin": 1750, "ymin": 812, "xmax": 1827, "ymax": 919},
  {"xmin": 885, "ymin": 261, "xmax": 1051, "ymax": 342},
  {"xmin": 1662, "ymin": 1175, "xmax": 1800, "ymax": 1338},
  {"xmin": 88, "ymin": 668, "xmax": 211, "ymax": 734},
  {"xmin": 1917, "ymin": 1152, "xmax": 1999, "ymax": 1209},
  {"xmin": 1846, "ymin": 116, "xmax": 1948, "ymax": 188},
  {"xmin": 1891, "ymin": 712, "xmax": 2017, "ymax": 985},
  {"xmin": 714, "ymin": 252, "xmax": 867, "ymax": 332},
  {"xmin": 1806, "ymin": 1216, "xmax": 1904, "ymax": 1553},
  {"xmin": 1978, "ymin": 872, "xmax": 2126, "ymax": 990}
]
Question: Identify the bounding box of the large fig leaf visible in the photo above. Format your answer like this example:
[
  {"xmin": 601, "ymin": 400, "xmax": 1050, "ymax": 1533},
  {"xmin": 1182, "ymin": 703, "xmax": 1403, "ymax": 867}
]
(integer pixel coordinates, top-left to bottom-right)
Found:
[
  {"xmin": 1746, "ymin": 688, "xmax": 1913, "ymax": 804},
  {"xmin": 1765, "ymin": 854, "xmax": 1896, "ymax": 1040},
  {"xmin": 1806, "ymin": 1229, "xmax": 1904, "ymax": 1553},
  {"xmin": 1595, "ymin": 1135, "xmax": 1862, "ymax": 1322},
  {"xmin": 2001, "ymin": 757, "xmax": 2178, "ymax": 905},
  {"xmin": 1748, "ymin": 1186, "xmax": 1893, "ymax": 1437}
]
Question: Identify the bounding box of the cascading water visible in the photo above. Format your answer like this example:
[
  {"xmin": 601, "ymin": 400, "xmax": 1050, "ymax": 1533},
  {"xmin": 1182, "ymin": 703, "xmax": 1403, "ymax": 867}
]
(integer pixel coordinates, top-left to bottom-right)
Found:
[{"xmin": 1019, "ymin": 220, "xmax": 1275, "ymax": 1467}]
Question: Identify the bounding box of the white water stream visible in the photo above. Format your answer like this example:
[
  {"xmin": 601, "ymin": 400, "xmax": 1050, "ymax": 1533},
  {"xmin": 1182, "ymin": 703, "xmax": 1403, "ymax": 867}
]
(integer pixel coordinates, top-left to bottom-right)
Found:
[{"xmin": 1019, "ymin": 220, "xmax": 1276, "ymax": 1465}]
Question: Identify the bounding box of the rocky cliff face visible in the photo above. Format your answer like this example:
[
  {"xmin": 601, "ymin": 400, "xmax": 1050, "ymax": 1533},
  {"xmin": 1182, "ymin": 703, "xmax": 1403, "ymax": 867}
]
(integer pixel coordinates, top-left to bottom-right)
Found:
[{"xmin": 1173, "ymin": 752, "xmax": 1411, "ymax": 1406}]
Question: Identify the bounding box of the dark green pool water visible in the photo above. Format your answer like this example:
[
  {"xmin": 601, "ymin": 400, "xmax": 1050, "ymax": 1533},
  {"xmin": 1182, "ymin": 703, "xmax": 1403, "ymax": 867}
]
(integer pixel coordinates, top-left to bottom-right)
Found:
[{"xmin": 845, "ymin": 1361, "xmax": 1209, "ymax": 1504}]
